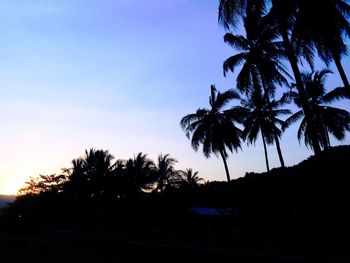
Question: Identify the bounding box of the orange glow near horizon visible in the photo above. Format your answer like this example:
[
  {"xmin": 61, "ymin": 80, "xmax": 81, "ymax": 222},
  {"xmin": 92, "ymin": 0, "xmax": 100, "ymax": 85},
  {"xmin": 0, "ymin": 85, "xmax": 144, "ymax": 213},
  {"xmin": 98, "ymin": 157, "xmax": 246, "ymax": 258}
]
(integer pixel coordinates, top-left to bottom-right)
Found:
[{"xmin": 0, "ymin": 158, "xmax": 65, "ymax": 196}]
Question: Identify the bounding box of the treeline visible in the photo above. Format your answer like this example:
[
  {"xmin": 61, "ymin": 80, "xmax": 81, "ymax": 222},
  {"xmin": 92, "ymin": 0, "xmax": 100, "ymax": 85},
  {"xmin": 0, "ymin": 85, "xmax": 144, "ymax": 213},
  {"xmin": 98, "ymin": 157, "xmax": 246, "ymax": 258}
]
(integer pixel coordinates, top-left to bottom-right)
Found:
[
  {"xmin": 3, "ymin": 149, "xmax": 206, "ymax": 234},
  {"xmin": 17, "ymin": 149, "xmax": 205, "ymax": 198}
]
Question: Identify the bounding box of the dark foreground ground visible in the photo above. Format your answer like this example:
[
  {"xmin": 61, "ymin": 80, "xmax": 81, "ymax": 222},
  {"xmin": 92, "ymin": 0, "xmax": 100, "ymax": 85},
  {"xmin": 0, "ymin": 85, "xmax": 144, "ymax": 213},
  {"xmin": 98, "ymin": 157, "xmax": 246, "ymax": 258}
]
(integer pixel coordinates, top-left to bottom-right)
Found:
[{"xmin": 0, "ymin": 232, "xmax": 348, "ymax": 263}]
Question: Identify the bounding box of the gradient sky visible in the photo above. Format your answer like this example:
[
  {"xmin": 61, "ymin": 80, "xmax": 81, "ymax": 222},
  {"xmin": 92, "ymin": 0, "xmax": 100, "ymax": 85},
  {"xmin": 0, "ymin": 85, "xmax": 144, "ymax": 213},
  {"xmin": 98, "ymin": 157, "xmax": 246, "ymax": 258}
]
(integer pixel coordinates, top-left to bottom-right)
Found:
[{"xmin": 0, "ymin": 0, "xmax": 349, "ymax": 195}]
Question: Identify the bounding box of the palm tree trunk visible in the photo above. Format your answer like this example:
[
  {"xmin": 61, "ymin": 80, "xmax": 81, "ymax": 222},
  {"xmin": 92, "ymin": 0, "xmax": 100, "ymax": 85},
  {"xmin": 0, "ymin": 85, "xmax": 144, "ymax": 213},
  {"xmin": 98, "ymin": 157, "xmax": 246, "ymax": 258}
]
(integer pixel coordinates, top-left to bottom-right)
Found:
[
  {"xmin": 280, "ymin": 30, "xmax": 321, "ymax": 155},
  {"xmin": 261, "ymin": 133, "xmax": 270, "ymax": 172},
  {"xmin": 259, "ymin": 75, "xmax": 286, "ymax": 168},
  {"xmin": 219, "ymin": 150, "xmax": 231, "ymax": 182},
  {"xmin": 274, "ymin": 135, "xmax": 285, "ymax": 167},
  {"xmin": 334, "ymin": 55, "xmax": 350, "ymax": 95}
]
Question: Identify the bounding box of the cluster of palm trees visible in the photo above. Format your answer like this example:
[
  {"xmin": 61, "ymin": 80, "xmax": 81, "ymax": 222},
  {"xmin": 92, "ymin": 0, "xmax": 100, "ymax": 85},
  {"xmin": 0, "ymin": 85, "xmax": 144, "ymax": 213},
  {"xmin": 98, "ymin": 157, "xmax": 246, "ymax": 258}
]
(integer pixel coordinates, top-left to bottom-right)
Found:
[
  {"xmin": 180, "ymin": 0, "xmax": 350, "ymax": 181},
  {"xmin": 18, "ymin": 149, "xmax": 204, "ymax": 198}
]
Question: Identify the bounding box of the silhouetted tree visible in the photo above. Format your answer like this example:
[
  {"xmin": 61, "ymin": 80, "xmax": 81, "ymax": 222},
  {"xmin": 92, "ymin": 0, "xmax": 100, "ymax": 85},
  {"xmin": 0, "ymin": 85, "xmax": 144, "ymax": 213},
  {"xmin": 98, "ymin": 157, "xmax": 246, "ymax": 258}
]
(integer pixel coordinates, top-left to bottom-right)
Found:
[
  {"xmin": 291, "ymin": 0, "xmax": 350, "ymax": 94},
  {"xmin": 284, "ymin": 70, "xmax": 350, "ymax": 149},
  {"xmin": 223, "ymin": 10, "xmax": 290, "ymax": 167},
  {"xmin": 241, "ymin": 89, "xmax": 291, "ymax": 171},
  {"xmin": 124, "ymin": 152, "xmax": 155, "ymax": 195},
  {"xmin": 219, "ymin": 0, "xmax": 323, "ymax": 154},
  {"xmin": 178, "ymin": 168, "xmax": 204, "ymax": 189},
  {"xmin": 18, "ymin": 174, "xmax": 67, "ymax": 196},
  {"xmin": 153, "ymin": 153, "xmax": 178, "ymax": 192},
  {"xmin": 63, "ymin": 149, "xmax": 116, "ymax": 199},
  {"xmin": 180, "ymin": 85, "xmax": 243, "ymax": 182}
]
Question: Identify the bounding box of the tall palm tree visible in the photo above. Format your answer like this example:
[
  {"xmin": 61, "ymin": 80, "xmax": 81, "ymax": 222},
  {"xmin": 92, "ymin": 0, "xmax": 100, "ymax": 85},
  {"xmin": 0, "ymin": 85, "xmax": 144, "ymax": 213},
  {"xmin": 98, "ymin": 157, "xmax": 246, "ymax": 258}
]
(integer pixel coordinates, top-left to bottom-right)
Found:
[
  {"xmin": 284, "ymin": 70, "xmax": 350, "ymax": 149},
  {"xmin": 241, "ymin": 89, "xmax": 291, "ymax": 171},
  {"xmin": 180, "ymin": 85, "xmax": 243, "ymax": 182},
  {"xmin": 267, "ymin": 0, "xmax": 323, "ymax": 154},
  {"xmin": 223, "ymin": 11, "xmax": 290, "ymax": 167},
  {"xmin": 153, "ymin": 153, "xmax": 178, "ymax": 192},
  {"xmin": 219, "ymin": 0, "xmax": 323, "ymax": 154}
]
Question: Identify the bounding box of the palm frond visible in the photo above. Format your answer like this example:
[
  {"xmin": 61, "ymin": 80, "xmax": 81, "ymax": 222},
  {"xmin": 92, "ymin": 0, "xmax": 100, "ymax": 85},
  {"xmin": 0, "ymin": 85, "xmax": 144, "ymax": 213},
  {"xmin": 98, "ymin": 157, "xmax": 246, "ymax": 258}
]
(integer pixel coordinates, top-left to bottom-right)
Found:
[
  {"xmin": 223, "ymin": 53, "xmax": 247, "ymax": 76},
  {"xmin": 284, "ymin": 110, "xmax": 303, "ymax": 130},
  {"xmin": 215, "ymin": 89, "xmax": 240, "ymax": 110},
  {"xmin": 218, "ymin": 0, "xmax": 245, "ymax": 29},
  {"xmin": 321, "ymin": 87, "xmax": 348, "ymax": 103},
  {"xmin": 224, "ymin": 33, "xmax": 250, "ymax": 51}
]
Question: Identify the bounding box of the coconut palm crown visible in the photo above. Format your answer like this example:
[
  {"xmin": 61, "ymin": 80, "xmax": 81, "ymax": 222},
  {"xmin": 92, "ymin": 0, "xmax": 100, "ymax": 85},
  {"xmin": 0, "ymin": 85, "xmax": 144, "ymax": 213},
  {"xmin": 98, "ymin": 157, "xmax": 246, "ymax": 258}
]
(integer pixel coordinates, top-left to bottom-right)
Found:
[
  {"xmin": 284, "ymin": 69, "xmax": 350, "ymax": 149},
  {"xmin": 180, "ymin": 85, "xmax": 243, "ymax": 181}
]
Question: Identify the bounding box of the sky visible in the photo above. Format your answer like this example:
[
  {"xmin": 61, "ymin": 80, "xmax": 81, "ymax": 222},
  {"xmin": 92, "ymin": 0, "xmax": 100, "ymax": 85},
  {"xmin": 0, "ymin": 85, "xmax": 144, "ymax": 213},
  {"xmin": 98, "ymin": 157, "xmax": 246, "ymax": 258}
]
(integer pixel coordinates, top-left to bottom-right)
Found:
[{"xmin": 0, "ymin": 0, "xmax": 349, "ymax": 195}]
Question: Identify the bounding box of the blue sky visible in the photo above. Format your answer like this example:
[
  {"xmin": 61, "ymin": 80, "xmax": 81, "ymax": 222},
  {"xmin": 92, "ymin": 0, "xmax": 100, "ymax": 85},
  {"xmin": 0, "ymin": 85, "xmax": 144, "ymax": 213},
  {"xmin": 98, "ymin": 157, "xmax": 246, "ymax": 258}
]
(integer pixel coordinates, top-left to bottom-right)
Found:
[{"xmin": 0, "ymin": 0, "xmax": 349, "ymax": 194}]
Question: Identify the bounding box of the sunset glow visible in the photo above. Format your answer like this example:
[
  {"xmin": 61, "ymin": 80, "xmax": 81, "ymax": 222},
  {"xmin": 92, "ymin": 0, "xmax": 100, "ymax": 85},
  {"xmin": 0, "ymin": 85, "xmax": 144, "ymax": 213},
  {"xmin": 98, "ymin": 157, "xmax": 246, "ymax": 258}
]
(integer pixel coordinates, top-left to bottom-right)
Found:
[{"xmin": 0, "ymin": 0, "xmax": 349, "ymax": 195}]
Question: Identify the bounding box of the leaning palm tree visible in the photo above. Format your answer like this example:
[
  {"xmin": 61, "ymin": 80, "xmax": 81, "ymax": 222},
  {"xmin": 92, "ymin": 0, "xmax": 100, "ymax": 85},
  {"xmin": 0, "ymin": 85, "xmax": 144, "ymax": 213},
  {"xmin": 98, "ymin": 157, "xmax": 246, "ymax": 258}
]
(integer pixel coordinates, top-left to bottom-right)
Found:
[
  {"xmin": 223, "ymin": 11, "xmax": 290, "ymax": 167},
  {"xmin": 241, "ymin": 89, "xmax": 291, "ymax": 171},
  {"xmin": 180, "ymin": 85, "xmax": 243, "ymax": 182},
  {"xmin": 284, "ymin": 70, "xmax": 350, "ymax": 149}
]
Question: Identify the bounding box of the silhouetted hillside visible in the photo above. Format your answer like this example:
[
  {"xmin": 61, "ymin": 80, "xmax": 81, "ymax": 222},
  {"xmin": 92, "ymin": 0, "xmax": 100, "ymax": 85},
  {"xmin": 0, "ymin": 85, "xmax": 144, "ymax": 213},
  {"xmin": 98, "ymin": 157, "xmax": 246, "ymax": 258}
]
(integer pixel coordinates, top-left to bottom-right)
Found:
[
  {"xmin": 193, "ymin": 145, "xmax": 350, "ymax": 207},
  {"xmin": 245, "ymin": 144, "xmax": 350, "ymax": 178},
  {"xmin": 0, "ymin": 195, "xmax": 15, "ymax": 209}
]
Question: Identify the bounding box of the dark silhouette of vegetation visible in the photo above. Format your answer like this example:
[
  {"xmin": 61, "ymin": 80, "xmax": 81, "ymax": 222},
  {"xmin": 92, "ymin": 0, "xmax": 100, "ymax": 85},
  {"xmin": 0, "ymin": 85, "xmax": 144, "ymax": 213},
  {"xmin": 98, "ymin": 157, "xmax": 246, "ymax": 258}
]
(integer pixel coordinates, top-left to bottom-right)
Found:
[
  {"xmin": 220, "ymin": 0, "xmax": 344, "ymax": 155},
  {"xmin": 18, "ymin": 174, "xmax": 67, "ymax": 196},
  {"xmin": 291, "ymin": 0, "xmax": 350, "ymax": 94},
  {"xmin": 180, "ymin": 85, "xmax": 244, "ymax": 182},
  {"xmin": 153, "ymin": 153, "xmax": 179, "ymax": 192},
  {"xmin": 223, "ymin": 9, "xmax": 290, "ymax": 167},
  {"xmin": 178, "ymin": 168, "xmax": 205, "ymax": 189},
  {"xmin": 240, "ymin": 89, "xmax": 290, "ymax": 171},
  {"xmin": 284, "ymin": 70, "xmax": 350, "ymax": 149},
  {"xmin": 124, "ymin": 152, "xmax": 155, "ymax": 195}
]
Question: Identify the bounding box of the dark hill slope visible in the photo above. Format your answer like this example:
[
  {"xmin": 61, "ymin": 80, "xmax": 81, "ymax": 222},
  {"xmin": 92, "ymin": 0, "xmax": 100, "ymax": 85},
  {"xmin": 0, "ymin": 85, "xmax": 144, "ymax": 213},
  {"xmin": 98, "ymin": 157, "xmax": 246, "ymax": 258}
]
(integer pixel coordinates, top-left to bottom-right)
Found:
[
  {"xmin": 0, "ymin": 195, "xmax": 15, "ymax": 209},
  {"xmin": 195, "ymin": 145, "xmax": 350, "ymax": 223},
  {"xmin": 186, "ymin": 146, "xmax": 350, "ymax": 256}
]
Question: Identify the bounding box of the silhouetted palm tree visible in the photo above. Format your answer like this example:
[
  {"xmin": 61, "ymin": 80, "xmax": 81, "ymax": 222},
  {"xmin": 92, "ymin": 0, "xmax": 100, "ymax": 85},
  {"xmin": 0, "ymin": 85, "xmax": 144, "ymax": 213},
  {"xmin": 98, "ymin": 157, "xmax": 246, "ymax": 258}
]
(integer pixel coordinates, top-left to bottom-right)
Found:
[
  {"xmin": 241, "ymin": 89, "xmax": 291, "ymax": 171},
  {"xmin": 223, "ymin": 14, "xmax": 289, "ymax": 93},
  {"xmin": 267, "ymin": 0, "xmax": 324, "ymax": 154},
  {"xmin": 219, "ymin": 0, "xmax": 323, "ymax": 154},
  {"xmin": 223, "ymin": 11, "xmax": 290, "ymax": 167},
  {"xmin": 153, "ymin": 153, "xmax": 178, "ymax": 192},
  {"xmin": 125, "ymin": 152, "xmax": 155, "ymax": 194},
  {"xmin": 179, "ymin": 168, "xmax": 204, "ymax": 189},
  {"xmin": 219, "ymin": 0, "xmax": 350, "ymax": 91},
  {"xmin": 180, "ymin": 85, "xmax": 243, "ymax": 182},
  {"xmin": 285, "ymin": 70, "xmax": 350, "ymax": 149},
  {"xmin": 292, "ymin": 0, "xmax": 350, "ymax": 94},
  {"xmin": 64, "ymin": 149, "xmax": 115, "ymax": 199},
  {"xmin": 218, "ymin": 0, "xmax": 267, "ymax": 30}
]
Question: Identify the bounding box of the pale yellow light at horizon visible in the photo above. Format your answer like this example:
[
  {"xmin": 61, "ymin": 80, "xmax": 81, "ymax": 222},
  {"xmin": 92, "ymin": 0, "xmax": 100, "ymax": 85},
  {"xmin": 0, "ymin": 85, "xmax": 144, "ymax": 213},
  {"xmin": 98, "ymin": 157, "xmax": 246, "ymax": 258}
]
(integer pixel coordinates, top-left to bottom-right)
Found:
[{"xmin": 0, "ymin": 158, "xmax": 66, "ymax": 195}]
